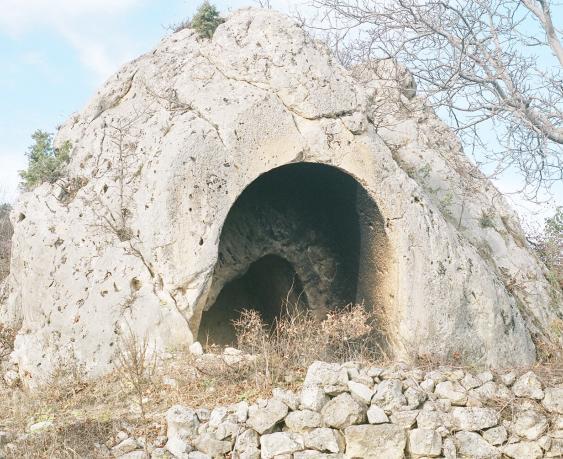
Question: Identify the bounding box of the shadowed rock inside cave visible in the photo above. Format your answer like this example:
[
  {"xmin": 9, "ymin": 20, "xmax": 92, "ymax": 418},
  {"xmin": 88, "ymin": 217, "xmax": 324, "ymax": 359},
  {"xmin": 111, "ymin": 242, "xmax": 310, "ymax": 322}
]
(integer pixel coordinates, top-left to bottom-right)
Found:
[{"xmin": 197, "ymin": 162, "xmax": 388, "ymax": 346}]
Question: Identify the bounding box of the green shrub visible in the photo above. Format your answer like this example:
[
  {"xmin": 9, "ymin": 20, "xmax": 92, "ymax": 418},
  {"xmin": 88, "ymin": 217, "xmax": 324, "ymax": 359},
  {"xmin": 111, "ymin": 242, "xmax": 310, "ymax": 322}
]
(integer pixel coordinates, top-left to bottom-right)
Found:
[
  {"xmin": 20, "ymin": 130, "xmax": 71, "ymax": 191},
  {"xmin": 175, "ymin": 1, "xmax": 224, "ymax": 38},
  {"xmin": 540, "ymin": 207, "xmax": 562, "ymax": 287}
]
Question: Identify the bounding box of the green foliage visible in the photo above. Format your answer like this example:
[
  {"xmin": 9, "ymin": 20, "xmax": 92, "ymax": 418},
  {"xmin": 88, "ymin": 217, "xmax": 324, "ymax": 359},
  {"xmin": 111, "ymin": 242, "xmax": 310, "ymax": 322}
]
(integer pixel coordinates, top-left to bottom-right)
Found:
[
  {"xmin": 535, "ymin": 207, "xmax": 562, "ymax": 289},
  {"xmin": 479, "ymin": 209, "xmax": 495, "ymax": 229},
  {"xmin": 19, "ymin": 130, "xmax": 71, "ymax": 191},
  {"xmin": 184, "ymin": 1, "xmax": 224, "ymax": 38}
]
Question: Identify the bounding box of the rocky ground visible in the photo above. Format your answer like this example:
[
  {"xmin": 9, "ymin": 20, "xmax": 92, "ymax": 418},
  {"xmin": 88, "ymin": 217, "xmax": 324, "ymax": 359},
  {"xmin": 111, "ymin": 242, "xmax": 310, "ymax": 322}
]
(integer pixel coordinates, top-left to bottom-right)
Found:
[{"xmin": 1, "ymin": 346, "xmax": 562, "ymax": 458}]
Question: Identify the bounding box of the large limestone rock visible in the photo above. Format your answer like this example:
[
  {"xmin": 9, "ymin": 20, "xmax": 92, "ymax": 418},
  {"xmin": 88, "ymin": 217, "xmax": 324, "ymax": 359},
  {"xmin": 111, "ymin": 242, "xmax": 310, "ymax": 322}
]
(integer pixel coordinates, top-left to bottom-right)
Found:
[{"xmin": 1, "ymin": 7, "xmax": 561, "ymax": 385}]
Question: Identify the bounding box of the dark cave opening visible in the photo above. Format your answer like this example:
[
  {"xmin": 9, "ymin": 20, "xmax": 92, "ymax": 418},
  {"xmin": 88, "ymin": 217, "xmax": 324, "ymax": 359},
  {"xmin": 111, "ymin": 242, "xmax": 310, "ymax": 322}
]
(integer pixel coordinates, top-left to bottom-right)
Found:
[
  {"xmin": 198, "ymin": 254, "xmax": 308, "ymax": 346},
  {"xmin": 197, "ymin": 162, "xmax": 387, "ymax": 346}
]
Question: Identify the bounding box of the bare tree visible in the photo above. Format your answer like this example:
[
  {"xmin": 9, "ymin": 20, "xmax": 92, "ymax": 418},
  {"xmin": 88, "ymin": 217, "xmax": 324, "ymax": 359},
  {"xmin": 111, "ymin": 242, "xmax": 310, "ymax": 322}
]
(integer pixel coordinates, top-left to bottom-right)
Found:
[
  {"xmin": 310, "ymin": 0, "xmax": 563, "ymax": 199},
  {"xmin": 255, "ymin": 0, "xmax": 273, "ymax": 8}
]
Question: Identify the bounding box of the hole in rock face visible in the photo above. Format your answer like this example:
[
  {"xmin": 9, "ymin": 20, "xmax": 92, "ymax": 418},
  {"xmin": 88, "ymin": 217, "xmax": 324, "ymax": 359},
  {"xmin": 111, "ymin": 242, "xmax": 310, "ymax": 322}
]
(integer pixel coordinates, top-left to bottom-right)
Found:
[{"xmin": 197, "ymin": 162, "xmax": 388, "ymax": 346}]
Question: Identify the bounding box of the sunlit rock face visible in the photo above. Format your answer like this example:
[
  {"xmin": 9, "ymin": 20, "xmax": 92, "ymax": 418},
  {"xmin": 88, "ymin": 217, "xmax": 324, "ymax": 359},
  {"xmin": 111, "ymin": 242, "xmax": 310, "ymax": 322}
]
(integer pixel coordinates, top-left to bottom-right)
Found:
[{"xmin": 1, "ymin": 8, "xmax": 560, "ymax": 386}]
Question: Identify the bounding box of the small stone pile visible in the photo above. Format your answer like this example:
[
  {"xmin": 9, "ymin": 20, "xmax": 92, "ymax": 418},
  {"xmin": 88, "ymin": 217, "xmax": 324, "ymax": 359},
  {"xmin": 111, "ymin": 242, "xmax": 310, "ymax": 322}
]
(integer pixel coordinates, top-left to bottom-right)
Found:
[{"xmin": 109, "ymin": 361, "xmax": 563, "ymax": 459}]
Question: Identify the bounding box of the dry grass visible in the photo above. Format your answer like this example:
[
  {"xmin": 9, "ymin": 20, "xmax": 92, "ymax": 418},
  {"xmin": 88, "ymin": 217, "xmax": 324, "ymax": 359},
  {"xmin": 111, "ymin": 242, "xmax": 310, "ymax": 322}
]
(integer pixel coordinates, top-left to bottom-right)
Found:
[
  {"xmin": 0, "ymin": 305, "xmax": 387, "ymax": 457},
  {"xmin": 1, "ymin": 303, "xmax": 559, "ymax": 457},
  {"xmin": 233, "ymin": 304, "xmax": 389, "ymax": 388}
]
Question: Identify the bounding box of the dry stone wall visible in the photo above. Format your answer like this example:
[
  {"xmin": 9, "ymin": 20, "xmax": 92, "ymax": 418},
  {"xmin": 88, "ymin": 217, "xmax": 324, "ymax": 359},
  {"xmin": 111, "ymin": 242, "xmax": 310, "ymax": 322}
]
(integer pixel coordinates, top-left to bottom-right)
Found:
[{"xmin": 103, "ymin": 360, "xmax": 563, "ymax": 458}]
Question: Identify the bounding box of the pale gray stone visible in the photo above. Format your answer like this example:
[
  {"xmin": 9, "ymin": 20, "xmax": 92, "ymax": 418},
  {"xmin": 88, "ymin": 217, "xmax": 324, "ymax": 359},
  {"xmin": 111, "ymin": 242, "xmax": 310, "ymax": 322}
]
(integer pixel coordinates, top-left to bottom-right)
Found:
[
  {"xmin": 443, "ymin": 437, "xmax": 457, "ymax": 459},
  {"xmin": 3, "ymin": 7, "xmax": 556, "ymax": 388},
  {"xmin": 482, "ymin": 426, "xmax": 507, "ymax": 446},
  {"xmin": 187, "ymin": 453, "xmax": 211, "ymax": 459},
  {"xmin": 476, "ymin": 371, "xmax": 494, "ymax": 384},
  {"xmin": 367, "ymin": 405, "xmax": 389, "ymax": 424},
  {"xmin": 273, "ymin": 388, "xmax": 300, "ymax": 411},
  {"xmin": 461, "ymin": 373, "xmax": 482, "ymax": 390},
  {"xmin": 508, "ymin": 409, "xmax": 548, "ymax": 440},
  {"xmin": 408, "ymin": 428, "xmax": 442, "ymax": 457},
  {"xmin": 260, "ymin": 432, "xmax": 304, "ymax": 459},
  {"xmin": 247, "ymin": 399, "xmax": 288, "ymax": 434},
  {"xmin": 500, "ymin": 371, "xmax": 517, "ymax": 386},
  {"xmin": 503, "ymin": 441, "xmax": 543, "ymax": 459},
  {"xmin": 347, "ymin": 380, "xmax": 374, "ymax": 405},
  {"xmin": 390, "ymin": 410, "xmax": 419, "ymax": 428},
  {"xmin": 166, "ymin": 405, "xmax": 199, "ymax": 458},
  {"xmin": 454, "ymin": 431, "xmax": 501, "ymax": 458},
  {"xmin": 321, "ymin": 393, "xmax": 366, "ymax": 429},
  {"xmin": 301, "ymin": 385, "xmax": 330, "ymax": 412},
  {"xmin": 542, "ymin": 387, "xmax": 563, "ymax": 414},
  {"xmin": 303, "ymin": 428, "xmax": 344, "ymax": 453},
  {"xmin": 405, "ymin": 386, "xmax": 427, "ymax": 408},
  {"xmin": 417, "ymin": 410, "xmax": 444, "ymax": 429},
  {"xmin": 420, "ymin": 379, "xmax": 436, "ymax": 393},
  {"xmin": 451, "ymin": 407, "xmax": 500, "ymax": 431},
  {"xmin": 435, "ymin": 381, "xmax": 467, "ymax": 405},
  {"xmin": 28, "ymin": 420, "xmax": 54, "ymax": 433},
  {"xmin": 344, "ymin": 424, "xmax": 406, "ymax": 459},
  {"xmin": 234, "ymin": 428, "xmax": 260, "ymax": 453},
  {"xmin": 294, "ymin": 451, "xmax": 343, "ymax": 459},
  {"xmin": 512, "ymin": 372, "xmax": 544, "ymax": 400},
  {"xmin": 304, "ymin": 362, "xmax": 348, "ymax": 388},
  {"xmin": 194, "ymin": 433, "xmax": 231, "ymax": 457},
  {"xmin": 372, "ymin": 380, "xmax": 407, "ymax": 411},
  {"xmin": 112, "ymin": 438, "xmax": 139, "ymax": 457},
  {"xmin": 284, "ymin": 410, "xmax": 322, "ymax": 432}
]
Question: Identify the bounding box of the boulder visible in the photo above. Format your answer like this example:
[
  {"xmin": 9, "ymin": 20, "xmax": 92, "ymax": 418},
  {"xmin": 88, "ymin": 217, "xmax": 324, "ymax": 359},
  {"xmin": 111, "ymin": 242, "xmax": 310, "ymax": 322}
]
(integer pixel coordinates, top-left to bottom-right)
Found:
[{"xmin": 2, "ymin": 7, "xmax": 559, "ymax": 386}]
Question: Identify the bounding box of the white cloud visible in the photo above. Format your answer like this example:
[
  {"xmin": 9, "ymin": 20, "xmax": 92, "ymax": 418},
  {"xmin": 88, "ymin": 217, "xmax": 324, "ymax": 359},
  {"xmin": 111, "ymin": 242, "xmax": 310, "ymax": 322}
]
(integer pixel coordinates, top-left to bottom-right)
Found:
[
  {"xmin": 0, "ymin": 0, "xmax": 141, "ymax": 35},
  {"xmin": 0, "ymin": 0, "xmax": 144, "ymax": 83}
]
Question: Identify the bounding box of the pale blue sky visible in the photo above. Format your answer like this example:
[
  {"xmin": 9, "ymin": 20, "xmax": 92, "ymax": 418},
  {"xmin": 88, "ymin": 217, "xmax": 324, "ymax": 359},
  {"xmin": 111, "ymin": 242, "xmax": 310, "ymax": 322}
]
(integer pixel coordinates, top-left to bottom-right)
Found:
[{"xmin": 0, "ymin": 0, "xmax": 560, "ymax": 226}]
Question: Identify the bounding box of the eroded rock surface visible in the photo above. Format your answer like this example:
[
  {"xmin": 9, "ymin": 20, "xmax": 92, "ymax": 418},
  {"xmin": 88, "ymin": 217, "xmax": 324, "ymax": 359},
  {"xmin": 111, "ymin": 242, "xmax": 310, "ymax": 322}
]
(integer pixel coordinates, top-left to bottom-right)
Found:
[{"xmin": 0, "ymin": 8, "xmax": 561, "ymax": 384}]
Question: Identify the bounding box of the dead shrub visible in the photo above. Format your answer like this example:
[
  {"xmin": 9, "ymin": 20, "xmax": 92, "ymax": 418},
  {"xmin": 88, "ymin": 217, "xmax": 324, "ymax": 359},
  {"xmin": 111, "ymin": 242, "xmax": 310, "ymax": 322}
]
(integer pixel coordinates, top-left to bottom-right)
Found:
[
  {"xmin": 0, "ymin": 324, "xmax": 17, "ymax": 361},
  {"xmin": 4, "ymin": 419, "xmax": 116, "ymax": 459},
  {"xmin": 233, "ymin": 304, "xmax": 388, "ymax": 388},
  {"xmin": 115, "ymin": 329, "xmax": 157, "ymax": 420}
]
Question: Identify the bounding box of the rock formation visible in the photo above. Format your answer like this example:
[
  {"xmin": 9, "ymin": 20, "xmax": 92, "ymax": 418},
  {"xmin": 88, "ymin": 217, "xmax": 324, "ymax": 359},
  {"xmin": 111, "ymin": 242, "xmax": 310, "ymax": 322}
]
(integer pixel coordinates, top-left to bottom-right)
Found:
[{"xmin": 1, "ymin": 8, "xmax": 561, "ymax": 386}]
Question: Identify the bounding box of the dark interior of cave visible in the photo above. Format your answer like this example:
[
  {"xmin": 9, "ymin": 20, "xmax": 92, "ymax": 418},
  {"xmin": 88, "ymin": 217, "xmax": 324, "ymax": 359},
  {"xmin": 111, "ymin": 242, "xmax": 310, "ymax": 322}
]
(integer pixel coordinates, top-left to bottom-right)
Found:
[{"xmin": 197, "ymin": 162, "xmax": 386, "ymax": 346}]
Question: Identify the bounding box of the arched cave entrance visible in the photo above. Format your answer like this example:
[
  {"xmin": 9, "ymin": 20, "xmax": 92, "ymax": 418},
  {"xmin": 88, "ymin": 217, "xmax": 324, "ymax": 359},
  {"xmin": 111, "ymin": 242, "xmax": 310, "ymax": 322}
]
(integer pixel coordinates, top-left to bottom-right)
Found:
[{"xmin": 197, "ymin": 162, "xmax": 388, "ymax": 346}]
